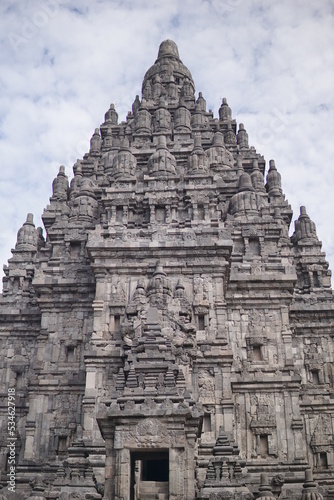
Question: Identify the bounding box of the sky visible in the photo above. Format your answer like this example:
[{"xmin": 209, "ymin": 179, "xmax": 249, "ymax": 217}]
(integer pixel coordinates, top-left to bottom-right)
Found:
[{"xmin": 0, "ymin": 0, "xmax": 334, "ymax": 288}]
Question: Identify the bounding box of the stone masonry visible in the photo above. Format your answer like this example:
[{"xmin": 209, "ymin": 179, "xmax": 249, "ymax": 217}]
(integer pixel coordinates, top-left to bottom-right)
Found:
[{"xmin": 0, "ymin": 40, "xmax": 333, "ymax": 500}]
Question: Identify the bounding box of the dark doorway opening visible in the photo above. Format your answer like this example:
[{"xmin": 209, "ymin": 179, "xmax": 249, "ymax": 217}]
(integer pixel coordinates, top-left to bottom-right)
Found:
[{"xmin": 130, "ymin": 450, "xmax": 169, "ymax": 500}]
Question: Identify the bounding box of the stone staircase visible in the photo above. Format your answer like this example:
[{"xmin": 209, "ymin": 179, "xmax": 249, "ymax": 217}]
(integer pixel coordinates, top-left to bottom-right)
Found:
[{"xmin": 137, "ymin": 480, "xmax": 169, "ymax": 499}]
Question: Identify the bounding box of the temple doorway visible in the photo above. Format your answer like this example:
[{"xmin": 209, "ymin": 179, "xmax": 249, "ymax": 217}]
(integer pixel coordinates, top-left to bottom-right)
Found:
[{"xmin": 130, "ymin": 450, "xmax": 169, "ymax": 500}]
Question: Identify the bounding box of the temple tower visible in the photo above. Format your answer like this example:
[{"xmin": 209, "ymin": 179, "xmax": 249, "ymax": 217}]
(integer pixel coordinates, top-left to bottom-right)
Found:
[{"xmin": 0, "ymin": 40, "xmax": 334, "ymax": 500}]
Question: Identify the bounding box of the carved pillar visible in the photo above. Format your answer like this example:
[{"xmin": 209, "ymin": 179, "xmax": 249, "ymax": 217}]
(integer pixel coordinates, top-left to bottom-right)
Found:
[{"xmin": 103, "ymin": 427, "xmax": 116, "ymax": 500}]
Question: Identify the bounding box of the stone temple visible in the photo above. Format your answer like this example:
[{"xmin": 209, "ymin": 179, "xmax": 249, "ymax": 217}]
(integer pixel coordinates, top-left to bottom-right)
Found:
[{"xmin": 0, "ymin": 40, "xmax": 333, "ymax": 500}]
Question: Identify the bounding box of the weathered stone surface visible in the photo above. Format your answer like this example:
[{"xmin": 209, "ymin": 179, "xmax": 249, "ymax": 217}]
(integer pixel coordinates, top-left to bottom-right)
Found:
[{"xmin": 0, "ymin": 40, "xmax": 333, "ymax": 499}]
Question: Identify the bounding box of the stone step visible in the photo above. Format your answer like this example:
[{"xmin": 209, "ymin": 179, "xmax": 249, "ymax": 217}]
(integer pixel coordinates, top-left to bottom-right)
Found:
[{"xmin": 138, "ymin": 480, "xmax": 169, "ymax": 499}]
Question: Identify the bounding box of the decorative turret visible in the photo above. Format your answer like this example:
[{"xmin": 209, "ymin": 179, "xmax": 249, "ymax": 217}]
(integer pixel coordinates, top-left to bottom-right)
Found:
[
  {"xmin": 133, "ymin": 277, "xmax": 147, "ymax": 302},
  {"xmin": 291, "ymin": 206, "xmax": 318, "ymax": 244},
  {"xmin": 15, "ymin": 213, "xmax": 38, "ymax": 251},
  {"xmin": 142, "ymin": 39, "xmax": 195, "ymax": 104},
  {"xmin": 148, "ymin": 135, "xmax": 176, "ymax": 177},
  {"xmin": 224, "ymin": 122, "xmax": 237, "ymax": 144},
  {"xmin": 191, "ymin": 103, "xmax": 209, "ymax": 129},
  {"xmin": 187, "ymin": 135, "xmax": 209, "ymax": 174},
  {"xmin": 300, "ymin": 470, "xmax": 323, "ymax": 500},
  {"xmin": 257, "ymin": 473, "xmax": 276, "ymax": 500},
  {"xmin": 89, "ymin": 128, "xmax": 102, "ymax": 155},
  {"xmin": 181, "ymin": 77, "xmax": 195, "ymax": 101},
  {"xmin": 251, "ymin": 159, "xmax": 266, "ymax": 193},
  {"xmin": 70, "ymin": 163, "xmax": 83, "ymax": 196},
  {"xmin": 103, "ymin": 103, "xmax": 118, "ymax": 125},
  {"xmin": 102, "ymin": 126, "xmax": 113, "ymax": 150},
  {"xmin": 152, "ymin": 74, "xmax": 162, "ymax": 100},
  {"xmin": 72, "ymin": 177, "xmax": 98, "ymax": 221},
  {"xmin": 132, "ymin": 94, "xmax": 141, "ymax": 116},
  {"xmin": 111, "ymin": 137, "xmax": 137, "ymax": 179},
  {"xmin": 174, "ymin": 96, "xmax": 191, "ymax": 132},
  {"xmin": 2, "ymin": 213, "xmax": 40, "ymax": 299},
  {"xmin": 206, "ymin": 131, "xmax": 234, "ymax": 170},
  {"xmin": 291, "ymin": 207, "xmax": 332, "ymax": 296},
  {"xmin": 146, "ymin": 262, "xmax": 173, "ymax": 306},
  {"xmin": 27, "ymin": 474, "xmax": 47, "ymax": 499},
  {"xmin": 219, "ymin": 98, "xmax": 232, "ymax": 121},
  {"xmin": 134, "ymin": 99, "xmax": 152, "ymax": 135},
  {"xmin": 196, "ymin": 92, "xmax": 207, "ymax": 112},
  {"xmin": 52, "ymin": 165, "xmax": 69, "ymax": 201},
  {"xmin": 265, "ymin": 159, "xmax": 282, "ymax": 198},
  {"xmin": 202, "ymin": 427, "xmax": 251, "ymax": 499},
  {"xmin": 167, "ymin": 74, "xmax": 178, "ymax": 101},
  {"xmin": 153, "ymin": 97, "xmax": 172, "ymax": 134},
  {"xmin": 237, "ymin": 123, "xmax": 249, "ymax": 147},
  {"xmin": 228, "ymin": 171, "xmax": 267, "ymax": 217}
]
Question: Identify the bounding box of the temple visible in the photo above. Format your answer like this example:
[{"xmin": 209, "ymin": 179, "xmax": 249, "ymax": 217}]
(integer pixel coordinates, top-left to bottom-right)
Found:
[{"xmin": 0, "ymin": 40, "xmax": 333, "ymax": 500}]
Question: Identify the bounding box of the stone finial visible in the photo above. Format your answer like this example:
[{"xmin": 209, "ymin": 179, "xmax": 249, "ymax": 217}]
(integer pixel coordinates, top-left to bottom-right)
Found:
[
  {"xmin": 219, "ymin": 97, "xmax": 232, "ymax": 121},
  {"xmin": 237, "ymin": 123, "xmax": 249, "ymax": 147},
  {"xmin": 300, "ymin": 469, "xmax": 323, "ymax": 500},
  {"xmin": 213, "ymin": 426, "xmax": 234, "ymax": 455},
  {"xmin": 191, "ymin": 102, "xmax": 209, "ymax": 129},
  {"xmin": 178, "ymin": 95, "xmax": 187, "ymax": 108},
  {"xmin": 16, "ymin": 213, "xmax": 38, "ymax": 251},
  {"xmin": 258, "ymin": 472, "xmax": 276, "ymax": 500},
  {"xmin": 225, "ymin": 121, "xmax": 237, "ymax": 144},
  {"xmin": 251, "ymin": 158, "xmax": 266, "ymax": 192},
  {"xmin": 112, "ymin": 140, "xmax": 137, "ymax": 180},
  {"xmin": 168, "ymin": 75, "xmax": 178, "ymax": 100},
  {"xmin": 153, "ymin": 101, "xmax": 172, "ymax": 133},
  {"xmin": 196, "ymin": 91, "xmax": 206, "ymax": 112},
  {"xmin": 238, "ymin": 172, "xmax": 254, "ymax": 193},
  {"xmin": 213, "ymin": 131, "xmax": 225, "ymax": 147},
  {"xmin": 104, "ymin": 103, "xmax": 118, "ymax": 125},
  {"xmin": 174, "ymin": 279, "xmax": 185, "ymax": 298},
  {"xmin": 158, "ymin": 96, "xmax": 167, "ymax": 109},
  {"xmin": 90, "ymin": 128, "xmax": 102, "ymax": 154},
  {"xmin": 135, "ymin": 106, "xmax": 152, "ymax": 135},
  {"xmin": 152, "ymin": 74, "xmax": 162, "ymax": 99},
  {"xmin": 187, "ymin": 134, "xmax": 209, "ymax": 174},
  {"xmin": 153, "ymin": 261, "xmax": 166, "ymax": 277},
  {"xmin": 147, "ymin": 265, "xmax": 173, "ymax": 301},
  {"xmin": 157, "ymin": 39, "xmax": 180, "ymax": 59},
  {"xmin": 291, "ymin": 206, "xmax": 318, "ymax": 244},
  {"xmin": 28, "ymin": 473, "xmax": 47, "ymax": 499},
  {"xmin": 142, "ymin": 80, "xmax": 152, "ymax": 100},
  {"xmin": 70, "ymin": 163, "xmax": 83, "ymax": 194},
  {"xmin": 206, "ymin": 131, "xmax": 233, "ymax": 169},
  {"xmin": 265, "ymin": 159, "xmax": 282, "ymax": 197},
  {"xmin": 148, "ymin": 136, "xmax": 176, "ymax": 177},
  {"xmin": 133, "ymin": 277, "xmax": 146, "ymax": 300},
  {"xmin": 174, "ymin": 98, "xmax": 191, "ymax": 131},
  {"xmin": 237, "ymin": 157, "xmax": 244, "ymax": 175},
  {"xmin": 52, "ymin": 165, "xmax": 69, "ymax": 201},
  {"xmin": 181, "ymin": 78, "xmax": 194, "ymax": 97},
  {"xmin": 229, "ymin": 167, "xmax": 267, "ymax": 217},
  {"xmin": 132, "ymin": 94, "xmax": 141, "ymax": 116}
]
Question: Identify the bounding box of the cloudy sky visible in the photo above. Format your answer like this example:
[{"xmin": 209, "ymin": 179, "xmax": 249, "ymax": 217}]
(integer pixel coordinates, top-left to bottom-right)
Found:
[{"xmin": 1, "ymin": 0, "xmax": 334, "ymax": 287}]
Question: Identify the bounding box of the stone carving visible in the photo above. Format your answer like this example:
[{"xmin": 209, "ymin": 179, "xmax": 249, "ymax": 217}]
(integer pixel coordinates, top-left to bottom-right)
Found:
[
  {"xmin": 1, "ymin": 39, "xmax": 333, "ymax": 500},
  {"xmin": 310, "ymin": 414, "xmax": 334, "ymax": 453},
  {"xmin": 131, "ymin": 418, "xmax": 169, "ymax": 445},
  {"xmin": 198, "ymin": 370, "xmax": 215, "ymax": 401}
]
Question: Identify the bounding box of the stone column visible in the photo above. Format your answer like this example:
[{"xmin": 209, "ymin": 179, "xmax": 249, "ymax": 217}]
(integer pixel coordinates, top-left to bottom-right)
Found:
[
  {"xmin": 103, "ymin": 427, "xmax": 115, "ymax": 500},
  {"xmin": 169, "ymin": 447, "xmax": 185, "ymax": 499}
]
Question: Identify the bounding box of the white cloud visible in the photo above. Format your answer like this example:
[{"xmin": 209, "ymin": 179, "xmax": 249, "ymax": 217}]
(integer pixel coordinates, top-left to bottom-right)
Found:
[{"xmin": 0, "ymin": 0, "xmax": 333, "ymax": 286}]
